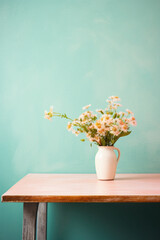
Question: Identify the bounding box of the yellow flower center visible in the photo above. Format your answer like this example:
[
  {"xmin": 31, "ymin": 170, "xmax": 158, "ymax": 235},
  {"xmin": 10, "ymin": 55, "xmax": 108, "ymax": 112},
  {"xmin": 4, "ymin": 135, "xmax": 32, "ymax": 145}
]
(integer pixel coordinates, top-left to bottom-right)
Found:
[{"xmin": 95, "ymin": 122, "xmax": 102, "ymax": 128}]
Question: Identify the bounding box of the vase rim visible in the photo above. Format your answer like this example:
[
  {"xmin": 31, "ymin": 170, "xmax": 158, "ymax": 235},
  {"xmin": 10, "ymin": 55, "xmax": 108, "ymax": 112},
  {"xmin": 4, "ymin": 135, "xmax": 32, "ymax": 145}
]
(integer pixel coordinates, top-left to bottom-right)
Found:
[{"xmin": 98, "ymin": 145, "xmax": 114, "ymax": 148}]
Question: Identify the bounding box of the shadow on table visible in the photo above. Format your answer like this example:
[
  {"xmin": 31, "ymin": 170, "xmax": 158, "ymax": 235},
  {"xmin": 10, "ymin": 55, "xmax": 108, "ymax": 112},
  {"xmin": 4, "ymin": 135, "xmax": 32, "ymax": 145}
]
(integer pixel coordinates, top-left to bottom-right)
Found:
[{"xmin": 115, "ymin": 174, "xmax": 160, "ymax": 181}]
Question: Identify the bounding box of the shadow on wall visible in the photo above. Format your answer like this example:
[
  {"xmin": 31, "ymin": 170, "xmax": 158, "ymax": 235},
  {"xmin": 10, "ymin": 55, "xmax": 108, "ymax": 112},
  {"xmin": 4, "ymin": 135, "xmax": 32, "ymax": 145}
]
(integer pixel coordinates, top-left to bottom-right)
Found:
[{"xmin": 48, "ymin": 203, "xmax": 160, "ymax": 240}]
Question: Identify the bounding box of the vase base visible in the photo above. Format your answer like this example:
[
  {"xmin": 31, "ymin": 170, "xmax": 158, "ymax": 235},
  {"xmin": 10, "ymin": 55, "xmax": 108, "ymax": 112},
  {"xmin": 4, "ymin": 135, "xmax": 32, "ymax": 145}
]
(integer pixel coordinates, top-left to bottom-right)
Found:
[{"xmin": 97, "ymin": 178, "xmax": 114, "ymax": 181}]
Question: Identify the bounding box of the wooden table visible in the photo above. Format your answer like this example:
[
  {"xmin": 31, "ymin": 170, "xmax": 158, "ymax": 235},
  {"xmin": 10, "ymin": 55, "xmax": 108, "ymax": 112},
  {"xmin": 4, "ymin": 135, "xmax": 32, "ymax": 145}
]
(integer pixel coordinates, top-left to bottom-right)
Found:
[{"xmin": 2, "ymin": 174, "xmax": 160, "ymax": 240}]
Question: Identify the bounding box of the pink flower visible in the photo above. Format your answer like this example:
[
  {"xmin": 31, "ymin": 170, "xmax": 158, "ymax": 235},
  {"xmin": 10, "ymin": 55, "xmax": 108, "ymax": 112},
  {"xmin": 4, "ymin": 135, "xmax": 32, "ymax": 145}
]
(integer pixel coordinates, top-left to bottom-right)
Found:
[
  {"xmin": 98, "ymin": 127, "xmax": 106, "ymax": 136},
  {"xmin": 44, "ymin": 114, "xmax": 51, "ymax": 120},
  {"xmin": 110, "ymin": 125, "xmax": 120, "ymax": 135},
  {"xmin": 44, "ymin": 110, "xmax": 51, "ymax": 120},
  {"xmin": 122, "ymin": 117, "xmax": 129, "ymax": 124},
  {"xmin": 96, "ymin": 109, "xmax": 104, "ymax": 114},
  {"xmin": 117, "ymin": 119, "xmax": 124, "ymax": 126},
  {"xmin": 114, "ymin": 103, "xmax": 122, "ymax": 107},
  {"xmin": 126, "ymin": 109, "xmax": 134, "ymax": 115},
  {"xmin": 128, "ymin": 116, "xmax": 137, "ymax": 126},
  {"xmin": 102, "ymin": 115, "xmax": 113, "ymax": 126},
  {"xmin": 130, "ymin": 116, "xmax": 136, "ymax": 121},
  {"xmin": 103, "ymin": 114, "xmax": 110, "ymax": 121},
  {"xmin": 119, "ymin": 112, "xmax": 127, "ymax": 116},
  {"xmin": 82, "ymin": 104, "xmax": 91, "ymax": 110},
  {"xmin": 44, "ymin": 106, "xmax": 53, "ymax": 120},
  {"xmin": 131, "ymin": 120, "xmax": 137, "ymax": 126},
  {"xmin": 121, "ymin": 124, "xmax": 128, "ymax": 132},
  {"xmin": 106, "ymin": 99, "xmax": 113, "ymax": 103},
  {"xmin": 71, "ymin": 129, "xmax": 80, "ymax": 136},
  {"xmin": 67, "ymin": 122, "xmax": 72, "ymax": 131},
  {"xmin": 112, "ymin": 105, "xmax": 117, "ymax": 110},
  {"xmin": 109, "ymin": 96, "xmax": 121, "ymax": 102}
]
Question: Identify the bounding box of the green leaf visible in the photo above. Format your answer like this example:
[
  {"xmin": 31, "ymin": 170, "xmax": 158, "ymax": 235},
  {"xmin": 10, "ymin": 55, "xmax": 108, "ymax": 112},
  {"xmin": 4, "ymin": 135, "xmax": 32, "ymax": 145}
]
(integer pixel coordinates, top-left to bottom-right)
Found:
[
  {"xmin": 90, "ymin": 143, "xmax": 92, "ymax": 147},
  {"xmin": 92, "ymin": 116, "xmax": 97, "ymax": 121},
  {"xmin": 82, "ymin": 125, "xmax": 89, "ymax": 133},
  {"xmin": 119, "ymin": 131, "xmax": 132, "ymax": 137},
  {"xmin": 100, "ymin": 137, "xmax": 106, "ymax": 146},
  {"xmin": 113, "ymin": 113, "xmax": 117, "ymax": 119},
  {"xmin": 77, "ymin": 128, "xmax": 83, "ymax": 133},
  {"xmin": 113, "ymin": 131, "xmax": 132, "ymax": 145}
]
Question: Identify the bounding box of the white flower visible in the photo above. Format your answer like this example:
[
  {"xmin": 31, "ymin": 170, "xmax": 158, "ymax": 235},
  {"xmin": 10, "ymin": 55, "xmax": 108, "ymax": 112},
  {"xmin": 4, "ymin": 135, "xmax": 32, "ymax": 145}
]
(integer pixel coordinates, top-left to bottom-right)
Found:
[
  {"xmin": 120, "ymin": 124, "xmax": 128, "ymax": 132},
  {"xmin": 98, "ymin": 126, "xmax": 106, "ymax": 136},
  {"xmin": 126, "ymin": 109, "xmax": 134, "ymax": 115},
  {"xmin": 109, "ymin": 96, "xmax": 121, "ymax": 101},
  {"xmin": 106, "ymin": 100, "xmax": 112, "ymax": 103},
  {"xmin": 44, "ymin": 112, "xmax": 51, "ymax": 120},
  {"xmin": 49, "ymin": 106, "xmax": 53, "ymax": 113},
  {"xmin": 110, "ymin": 125, "xmax": 120, "ymax": 136},
  {"xmin": 113, "ymin": 103, "xmax": 122, "ymax": 107},
  {"xmin": 67, "ymin": 122, "xmax": 72, "ymax": 131},
  {"xmin": 44, "ymin": 107, "xmax": 53, "ymax": 120},
  {"xmin": 71, "ymin": 129, "xmax": 80, "ymax": 136},
  {"xmin": 119, "ymin": 111, "xmax": 127, "ymax": 116},
  {"xmin": 82, "ymin": 104, "xmax": 91, "ymax": 110},
  {"xmin": 96, "ymin": 109, "xmax": 104, "ymax": 113}
]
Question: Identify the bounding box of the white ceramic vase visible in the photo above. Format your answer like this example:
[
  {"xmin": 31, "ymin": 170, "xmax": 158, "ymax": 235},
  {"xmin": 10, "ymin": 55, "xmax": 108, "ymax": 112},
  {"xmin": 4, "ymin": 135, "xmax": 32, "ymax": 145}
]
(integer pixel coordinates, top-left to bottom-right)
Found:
[{"xmin": 95, "ymin": 146, "xmax": 120, "ymax": 180}]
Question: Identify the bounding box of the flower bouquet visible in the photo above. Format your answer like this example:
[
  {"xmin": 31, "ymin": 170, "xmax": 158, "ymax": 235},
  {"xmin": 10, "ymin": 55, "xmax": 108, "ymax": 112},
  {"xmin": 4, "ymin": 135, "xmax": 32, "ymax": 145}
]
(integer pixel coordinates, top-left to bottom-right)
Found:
[{"xmin": 45, "ymin": 96, "xmax": 136, "ymax": 180}]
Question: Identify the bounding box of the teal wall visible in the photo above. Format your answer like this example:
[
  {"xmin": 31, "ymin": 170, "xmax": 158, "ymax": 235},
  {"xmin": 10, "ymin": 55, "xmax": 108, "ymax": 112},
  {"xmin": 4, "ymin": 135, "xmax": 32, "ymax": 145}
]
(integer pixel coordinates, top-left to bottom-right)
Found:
[{"xmin": 0, "ymin": 0, "xmax": 160, "ymax": 239}]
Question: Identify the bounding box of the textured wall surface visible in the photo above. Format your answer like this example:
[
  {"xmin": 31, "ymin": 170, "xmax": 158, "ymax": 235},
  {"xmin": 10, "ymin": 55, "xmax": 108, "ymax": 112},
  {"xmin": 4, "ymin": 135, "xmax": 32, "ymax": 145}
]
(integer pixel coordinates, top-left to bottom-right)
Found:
[{"xmin": 0, "ymin": 0, "xmax": 160, "ymax": 239}]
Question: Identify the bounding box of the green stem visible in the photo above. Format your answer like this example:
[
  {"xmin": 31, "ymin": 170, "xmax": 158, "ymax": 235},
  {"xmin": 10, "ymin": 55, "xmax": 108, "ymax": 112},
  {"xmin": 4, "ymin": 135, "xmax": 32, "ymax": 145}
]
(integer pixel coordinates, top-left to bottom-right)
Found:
[
  {"xmin": 66, "ymin": 117, "xmax": 74, "ymax": 121},
  {"xmin": 52, "ymin": 112, "xmax": 74, "ymax": 122}
]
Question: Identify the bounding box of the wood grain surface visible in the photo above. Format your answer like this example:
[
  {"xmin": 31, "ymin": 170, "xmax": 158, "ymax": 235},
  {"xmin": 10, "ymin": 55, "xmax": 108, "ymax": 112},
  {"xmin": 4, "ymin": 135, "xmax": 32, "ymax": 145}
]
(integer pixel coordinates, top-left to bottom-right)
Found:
[{"xmin": 2, "ymin": 174, "xmax": 160, "ymax": 203}]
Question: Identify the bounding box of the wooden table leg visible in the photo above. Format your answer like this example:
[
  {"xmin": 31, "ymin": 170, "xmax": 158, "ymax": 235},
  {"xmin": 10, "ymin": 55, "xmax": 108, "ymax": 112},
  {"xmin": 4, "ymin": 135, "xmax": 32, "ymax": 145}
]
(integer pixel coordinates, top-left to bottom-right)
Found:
[
  {"xmin": 22, "ymin": 203, "xmax": 47, "ymax": 240},
  {"xmin": 23, "ymin": 203, "xmax": 38, "ymax": 240},
  {"xmin": 37, "ymin": 203, "xmax": 47, "ymax": 240}
]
